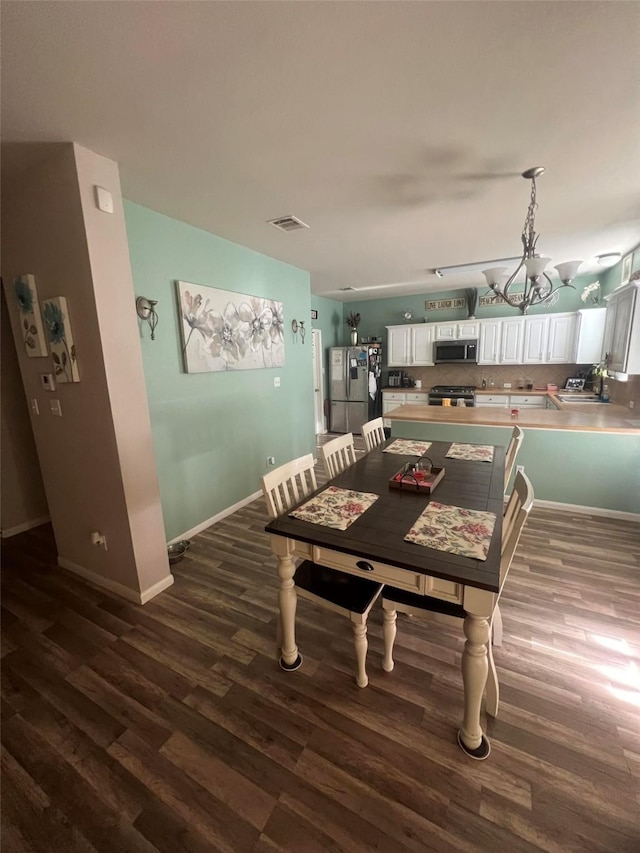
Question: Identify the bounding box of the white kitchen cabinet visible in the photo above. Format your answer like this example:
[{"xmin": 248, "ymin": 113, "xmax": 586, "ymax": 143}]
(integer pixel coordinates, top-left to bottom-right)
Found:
[
  {"xmin": 382, "ymin": 391, "xmax": 406, "ymax": 427},
  {"xmin": 387, "ymin": 326, "xmax": 410, "ymax": 366},
  {"xmin": 478, "ymin": 320, "xmax": 502, "ymax": 365},
  {"xmin": 475, "ymin": 394, "xmax": 508, "ymax": 408},
  {"xmin": 606, "ymin": 283, "xmax": 640, "ymax": 375},
  {"xmin": 509, "ymin": 394, "xmax": 545, "ymax": 408},
  {"xmin": 435, "ymin": 320, "xmax": 479, "ymax": 341},
  {"xmin": 573, "ymin": 308, "xmax": 606, "ymax": 364},
  {"xmin": 410, "ymin": 324, "xmax": 435, "ymax": 366},
  {"xmin": 522, "ymin": 316, "xmax": 548, "ymax": 363},
  {"xmin": 546, "ymin": 313, "xmax": 578, "ymax": 363},
  {"xmin": 500, "ymin": 319, "xmax": 524, "ymax": 364},
  {"xmin": 382, "ymin": 390, "xmax": 429, "ymax": 426},
  {"xmin": 386, "ymin": 324, "xmax": 434, "ymax": 367}
]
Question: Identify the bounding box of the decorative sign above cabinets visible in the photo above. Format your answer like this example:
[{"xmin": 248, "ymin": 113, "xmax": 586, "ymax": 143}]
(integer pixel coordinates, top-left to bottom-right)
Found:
[{"xmin": 424, "ymin": 298, "xmax": 465, "ymax": 311}]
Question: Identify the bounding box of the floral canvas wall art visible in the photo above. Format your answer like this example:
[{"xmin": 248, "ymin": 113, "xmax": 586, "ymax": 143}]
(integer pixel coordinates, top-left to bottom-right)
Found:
[
  {"xmin": 42, "ymin": 296, "xmax": 80, "ymax": 382},
  {"xmin": 13, "ymin": 274, "xmax": 48, "ymax": 357},
  {"xmin": 176, "ymin": 280, "xmax": 285, "ymax": 373}
]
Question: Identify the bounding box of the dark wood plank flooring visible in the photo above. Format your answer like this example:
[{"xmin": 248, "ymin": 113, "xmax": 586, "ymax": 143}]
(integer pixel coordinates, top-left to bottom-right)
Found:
[{"xmin": 2, "ymin": 436, "xmax": 639, "ymax": 851}]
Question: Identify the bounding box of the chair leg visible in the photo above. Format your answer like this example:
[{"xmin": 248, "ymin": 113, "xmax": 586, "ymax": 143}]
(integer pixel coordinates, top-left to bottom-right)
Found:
[
  {"xmin": 382, "ymin": 607, "xmax": 397, "ymax": 672},
  {"xmin": 351, "ymin": 616, "xmax": 369, "ymax": 688},
  {"xmin": 491, "ymin": 604, "xmax": 503, "ymax": 647},
  {"xmin": 485, "ymin": 638, "xmax": 500, "ymax": 717}
]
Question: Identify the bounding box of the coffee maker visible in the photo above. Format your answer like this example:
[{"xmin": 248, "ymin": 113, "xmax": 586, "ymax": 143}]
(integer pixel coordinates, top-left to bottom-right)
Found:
[{"xmin": 388, "ymin": 370, "xmax": 402, "ymax": 387}]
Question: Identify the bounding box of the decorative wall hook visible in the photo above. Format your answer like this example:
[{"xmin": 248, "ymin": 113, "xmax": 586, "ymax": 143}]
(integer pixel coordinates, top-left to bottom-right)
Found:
[
  {"xmin": 136, "ymin": 297, "xmax": 159, "ymax": 340},
  {"xmin": 299, "ymin": 320, "xmax": 306, "ymax": 344}
]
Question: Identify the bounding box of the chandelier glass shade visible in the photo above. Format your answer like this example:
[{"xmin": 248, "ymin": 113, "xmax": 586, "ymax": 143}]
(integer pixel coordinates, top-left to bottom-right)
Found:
[{"xmin": 482, "ymin": 167, "xmax": 582, "ymax": 314}]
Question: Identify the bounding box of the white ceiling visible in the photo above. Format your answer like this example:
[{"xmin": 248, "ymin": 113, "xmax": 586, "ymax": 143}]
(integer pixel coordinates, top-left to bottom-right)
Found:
[{"xmin": 2, "ymin": 1, "xmax": 639, "ymax": 301}]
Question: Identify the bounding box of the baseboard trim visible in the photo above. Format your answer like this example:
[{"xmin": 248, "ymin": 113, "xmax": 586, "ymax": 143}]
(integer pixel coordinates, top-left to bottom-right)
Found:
[
  {"xmin": 169, "ymin": 490, "xmax": 262, "ymax": 544},
  {"xmin": 139, "ymin": 573, "xmax": 175, "ymax": 604},
  {"xmin": 1, "ymin": 515, "xmax": 50, "ymax": 538},
  {"xmin": 533, "ymin": 499, "xmax": 640, "ymax": 522},
  {"xmin": 58, "ymin": 556, "xmax": 174, "ymax": 605}
]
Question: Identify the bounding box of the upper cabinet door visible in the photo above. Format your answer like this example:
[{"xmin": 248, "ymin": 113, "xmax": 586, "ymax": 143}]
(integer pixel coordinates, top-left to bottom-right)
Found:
[
  {"xmin": 522, "ymin": 316, "xmax": 549, "ymax": 363},
  {"xmin": 434, "ymin": 323, "xmax": 457, "ymax": 341},
  {"xmin": 609, "ymin": 286, "xmax": 636, "ymax": 373},
  {"xmin": 410, "ymin": 324, "xmax": 434, "ymax": 365},
  {"xmin": 457, "ymin": 321, "xmax": 480, "ymax": 339},
  {"xmin": 387, "ymin": 326, "xmax": 410, "ymax": 366},
  {"xmin": 500, "ymin": 319, "xmax": 524, "ymax": 364},
  {"xmin": 478, "ymin": 320, "xmax": 502, "ymax": 365},
  {"xmin": 547, "ymin": 314, "xmax": 578, "ymax": 363}
]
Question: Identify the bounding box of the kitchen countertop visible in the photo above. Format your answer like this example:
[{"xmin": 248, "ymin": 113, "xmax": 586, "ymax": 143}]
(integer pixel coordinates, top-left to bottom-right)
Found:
[{"xmin": 385, "ymin": 402, "xmax": 639, "ymax": 434}]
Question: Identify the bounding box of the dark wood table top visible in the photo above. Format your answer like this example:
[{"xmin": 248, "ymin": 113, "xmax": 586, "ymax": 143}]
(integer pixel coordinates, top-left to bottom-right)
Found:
[{"xmin": 265, "ymin": 439, "xmax": 505, "ymax": 593}]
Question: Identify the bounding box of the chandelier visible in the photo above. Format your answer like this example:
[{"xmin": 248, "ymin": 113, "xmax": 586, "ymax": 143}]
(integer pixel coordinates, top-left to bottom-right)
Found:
[{"xmin": 482, "ymin": 167, "xmax": 582, "ymax": 315}]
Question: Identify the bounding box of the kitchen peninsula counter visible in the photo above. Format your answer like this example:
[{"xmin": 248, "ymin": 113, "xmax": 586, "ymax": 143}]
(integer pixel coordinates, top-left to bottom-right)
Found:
[{"xmin": 386, "ymin": 403, "xmax": 639, "ymax": 434}]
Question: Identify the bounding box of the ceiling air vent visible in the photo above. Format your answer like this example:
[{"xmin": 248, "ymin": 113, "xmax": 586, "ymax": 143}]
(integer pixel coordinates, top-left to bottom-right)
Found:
[
  {"xmin": 339, "ymin": 287, "xmax": 357, "ymax": 291},
  {"xmin": 267, "ymin": 215, "xmax": 309, "ymax": 232}
]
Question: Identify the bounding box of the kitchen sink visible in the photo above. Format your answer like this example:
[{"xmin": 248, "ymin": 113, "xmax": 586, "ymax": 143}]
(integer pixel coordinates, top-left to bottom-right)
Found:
[{"xmin": 556, "ymin": 395, "xmax": 602, "ymax": 403}]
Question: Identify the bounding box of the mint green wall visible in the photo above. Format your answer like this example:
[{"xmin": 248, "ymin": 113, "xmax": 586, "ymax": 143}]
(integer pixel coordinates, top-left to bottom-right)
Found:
[
  {"xmin": 124, "ymin": 202, "xmax": 315, "ymax": 541},
  {"xmin": 390, "ymin": 421, "xmax": 640, "ymax": 514},
  {"xmin": 311, "ymin": 295, "xmax": 343, "ymax": 349}
]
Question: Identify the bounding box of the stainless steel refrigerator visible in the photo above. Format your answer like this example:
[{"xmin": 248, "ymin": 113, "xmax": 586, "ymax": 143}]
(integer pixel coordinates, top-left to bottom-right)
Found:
[{"xmin": 329, "ymin": 345, "xmax": 381, "ymax": 434}]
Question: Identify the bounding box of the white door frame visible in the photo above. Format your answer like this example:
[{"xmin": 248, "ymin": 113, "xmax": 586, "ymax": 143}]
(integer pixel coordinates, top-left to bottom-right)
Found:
[{"xmin": 312, "ymin": 328, "xmax": 326, "ymax": 434}]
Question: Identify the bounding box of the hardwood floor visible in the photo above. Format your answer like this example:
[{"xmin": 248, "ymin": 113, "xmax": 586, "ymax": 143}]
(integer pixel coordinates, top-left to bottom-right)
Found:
[{"xmin": 2, "ymin": 436, "xmax": 639, "ymax": 851}]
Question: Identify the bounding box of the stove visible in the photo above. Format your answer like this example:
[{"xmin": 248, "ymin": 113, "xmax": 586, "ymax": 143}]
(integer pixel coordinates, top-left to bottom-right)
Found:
[{"xmin": 428, "ymin": 385, "xmax": 476, "ymax": 406}]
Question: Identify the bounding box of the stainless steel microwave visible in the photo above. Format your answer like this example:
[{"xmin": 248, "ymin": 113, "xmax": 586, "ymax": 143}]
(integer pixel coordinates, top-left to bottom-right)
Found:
[{"xmin": 434, "ymin": 340, "xmax": 478, "ymax": 364}]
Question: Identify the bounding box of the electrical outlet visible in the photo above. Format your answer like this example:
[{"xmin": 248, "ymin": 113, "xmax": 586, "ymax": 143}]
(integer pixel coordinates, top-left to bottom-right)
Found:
[
  {"xmin": 91, "ymin": 531, "xmax": 108, "ymax": 550},
  {"xmin": 503, "ymin": 382, "xmax": 511, "ymax": 389},
  {"xmin": 630, "ymin": 400, "xmax": 635, "ymax": 409},
  {"xmin": 50, "ymin": 399, "xmax": 62, "ymax": 417},
  {"xmin": 274, "ymin": 377, "xmax": 281, "ymax": 388},
  {"xmin": 267, "ymin": 456, "xmax": 276, "ymax": 467}
]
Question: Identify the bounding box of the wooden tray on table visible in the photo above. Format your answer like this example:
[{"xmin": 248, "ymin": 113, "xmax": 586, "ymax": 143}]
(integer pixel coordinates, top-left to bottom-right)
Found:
[{"xmin": 389, "ymin": 465, "xmax": 445, "ymax": 494}]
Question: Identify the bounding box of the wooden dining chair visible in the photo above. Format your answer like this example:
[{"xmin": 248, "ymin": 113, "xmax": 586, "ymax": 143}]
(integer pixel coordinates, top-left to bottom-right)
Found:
[
  {"xmin": 504, "ymin": 425, "xmax": 524, "ymax": 491},
  {"xmin": 381, "ymin": 469, "xmax": 534, "ymax": 717},
  {"xmin": 261, "ymin": 453, "xmax": 383, "ymax": 687},
  {"xmin": 320, "ymin": 433, "xmax": 357, "ymax": 478},
  {"xmin": 362, "ymin": 417, "xmax": 386, "ymax": 452}
]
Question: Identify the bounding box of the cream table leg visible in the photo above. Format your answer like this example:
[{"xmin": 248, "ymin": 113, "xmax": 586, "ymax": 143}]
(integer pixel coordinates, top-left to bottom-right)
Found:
[
  {"xmin": 485, "ymin": 638, "xmax": 499, "ymax": 718},
  {"xmin": 382, "ymin": 607, "xmax": 397, "ymax": 672},
  {"xmin": 458, "ymin": 613, "xmax": 491, "ymax": 760},
  {"xmin": 271, "ymin": 536, "xmax": 302, "ymax": 672},
  {"xmin": 491, "ymin": 604, "xmax": 503, "ymax": 647},
  {"xmin": 351, "ymin": 616, "xmax": 369, "ymax": 688}
]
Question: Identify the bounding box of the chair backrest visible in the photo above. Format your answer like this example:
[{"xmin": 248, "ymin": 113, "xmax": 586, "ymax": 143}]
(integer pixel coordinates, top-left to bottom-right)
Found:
[
  {"xmin": 361, "ymin": 417, "xmax": 386, "ymax": 452},
  {"xmin": 320, "ymin": 433, "xmax": 357, "ymax": 479},
  {"xmin": 499, "ymin": 469, "xmax": 534, "ymax": 593},
  {"xmin": 260, "ymin": 454, "xmax": 317, "ymax": 519},
  {"xmin": 504, "ymin": 425, "xmax": 524, "ymax": 490}
]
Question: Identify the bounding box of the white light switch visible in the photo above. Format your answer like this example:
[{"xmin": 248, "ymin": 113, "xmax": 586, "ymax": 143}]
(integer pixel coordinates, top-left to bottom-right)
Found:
[
  {"xmin": 31, "ymin": 398, "xmax": 39, "ymax": 415},
  {"xmin": 94, "ymin": 185, "xmax": 114, "ymax": 214},
  {"xmin": 50, "ymin": 399, "xmax": 62, "ymax": 417}
]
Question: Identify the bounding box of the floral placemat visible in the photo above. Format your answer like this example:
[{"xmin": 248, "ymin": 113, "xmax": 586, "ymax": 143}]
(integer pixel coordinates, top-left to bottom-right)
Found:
[
  {"xmin": 445, "ymin": 443, "xmax": 494, "ymax": 462},
  {"xmin": 383, "ymin": 439, "xmax": 432, "ymax": 455},
  {"xmin": 404, "ymin": 501, "xmax": 497, "ymax": 561},
  {"xmin": 289, "ymin": 486, "xmax": 379, "ymax": 531}
]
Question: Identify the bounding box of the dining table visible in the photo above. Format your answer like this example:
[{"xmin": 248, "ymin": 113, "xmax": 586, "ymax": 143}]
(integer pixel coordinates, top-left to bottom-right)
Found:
[{"xmin": 265, "ymin": 437, "xmax": 505, "ymax": 760}]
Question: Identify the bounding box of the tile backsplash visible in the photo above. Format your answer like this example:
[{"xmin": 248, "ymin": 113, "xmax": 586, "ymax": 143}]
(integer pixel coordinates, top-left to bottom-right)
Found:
[{"xmin": 399, "ymin": 364, "xmax": 637, "ymax": 408}]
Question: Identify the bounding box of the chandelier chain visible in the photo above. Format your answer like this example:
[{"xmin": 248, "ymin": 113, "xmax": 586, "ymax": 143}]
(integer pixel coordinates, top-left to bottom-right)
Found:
[{"xmin": 522, "ymin": 177, "xmax": 538, "ymax": 253}]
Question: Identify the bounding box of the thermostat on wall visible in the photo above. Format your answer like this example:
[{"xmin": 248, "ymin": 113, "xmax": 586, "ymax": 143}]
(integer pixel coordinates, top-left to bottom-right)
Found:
[{"xmin": 40, "ymin": 373, "xmax": 56, "ymax": 391}]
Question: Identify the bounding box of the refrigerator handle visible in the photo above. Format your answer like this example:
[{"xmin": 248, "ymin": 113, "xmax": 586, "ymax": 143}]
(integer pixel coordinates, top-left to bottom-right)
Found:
[{"xmin": 346, "ymin": 351, "xmax": 350, "ymax": 400}]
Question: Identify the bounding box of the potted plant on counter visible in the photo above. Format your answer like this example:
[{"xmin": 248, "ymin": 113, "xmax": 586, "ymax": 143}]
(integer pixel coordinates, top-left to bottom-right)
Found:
[{"xmin": 345, "ymin": 311, "xmax": 361, "ymax": 346}]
